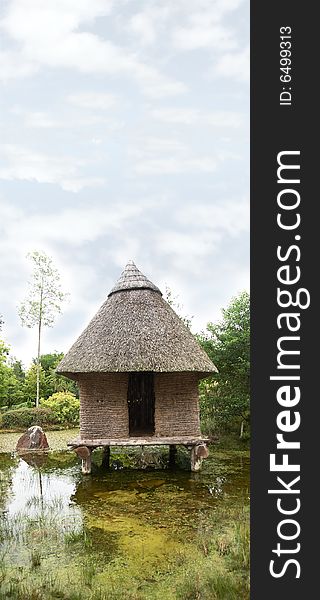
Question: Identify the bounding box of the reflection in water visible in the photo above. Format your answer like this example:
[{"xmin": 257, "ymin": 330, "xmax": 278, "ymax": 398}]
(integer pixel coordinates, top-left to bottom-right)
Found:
[{"xmin": 7, "ymin": 459, "xmax": 79, "ymax": 518}]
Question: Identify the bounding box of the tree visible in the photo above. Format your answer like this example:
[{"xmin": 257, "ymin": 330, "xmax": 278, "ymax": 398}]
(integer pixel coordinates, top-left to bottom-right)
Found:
[
  {"xmin": 18, "ymin": 251, "xmax": 68, "ymax": 408},
  {"xmin": 199, "ymin": 291, "xmax": 250, "ymax": 436},
  {"xmin": 23, "ymin": 363, "xmax": 46, "ymax": 405},
  {"xmin": 38, "ymin": 352, "xmax": 78, "ymax": 398},
  {"xmin": 0, "ymin": 339, "xmax": 11, "ymax": 408},
  {"xmin": 9, "ymin": 358, "xmax": 25, "ymax": 384}
]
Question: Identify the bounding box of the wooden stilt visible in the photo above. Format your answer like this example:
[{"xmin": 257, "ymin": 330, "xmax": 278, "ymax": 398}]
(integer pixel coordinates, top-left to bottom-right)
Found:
[
  {"xmin": 190, "ymin": 444, "xmax": 209, "ymax": 472},
  {"xmin": 168, "ymin": 444, "xmax": 177, "ymax": 468},
  {"xmin": 74, "ymin": 446, "xmax": 92, "ymax": 475},
  {"xmin": 101, "ymin": 446, "xmax": 110, "ymax": 469}
]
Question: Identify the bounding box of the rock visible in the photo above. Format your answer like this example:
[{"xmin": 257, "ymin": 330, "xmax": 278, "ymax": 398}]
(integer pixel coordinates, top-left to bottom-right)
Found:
[{"xmin": 16, "ymin": 426, "xmax": 49, "ymax": 451}]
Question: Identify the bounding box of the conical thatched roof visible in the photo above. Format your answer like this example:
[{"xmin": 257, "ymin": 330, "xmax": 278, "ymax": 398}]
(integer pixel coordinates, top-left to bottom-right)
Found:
[{"xmin": 56, "ymin": 261, "xmax": 217, "ymax": 375}]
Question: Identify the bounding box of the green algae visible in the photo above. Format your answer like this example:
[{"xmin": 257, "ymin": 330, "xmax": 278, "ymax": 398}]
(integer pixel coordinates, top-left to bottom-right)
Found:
[{"xmin": 87, "ymin": 512, "xmax": 183, "ymax": 575}]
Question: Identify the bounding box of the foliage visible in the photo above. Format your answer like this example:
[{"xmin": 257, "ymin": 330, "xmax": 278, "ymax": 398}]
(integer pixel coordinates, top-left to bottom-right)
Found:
[
  {"xmin": 23, "ymin": 353, "xmax": 78, "ymax": 402},
  {"xmin": 199, "ymin": 291, "xmax": 250, "ymax": 435},
  {"xmin": 23, "ymin": 364, "xmax": 46, "ymax": 404},
  {"xmin": 0, "ymin": 407, "xmax": 54, "ymax": 429},
  {"xmin": 18, "ymin": 251, "xmax": 68, "ymax": 329},
  {"xmin": 38, "ymin": 352, "xmax": 78, "ymax": 397},
  {"xmin": 41, "ymin": 392, "xmax": 80, "ymax": 425},
  {"xmin": 0, "ymin": 340, "xmax": 25, "ymax": 408},
  {"xmin": 18, "ymin": 251, "xmax": 68, "ymax": 407},
  {"xmin": 0, "ymin": 344, "xmax": 78, "ymax": 418}
]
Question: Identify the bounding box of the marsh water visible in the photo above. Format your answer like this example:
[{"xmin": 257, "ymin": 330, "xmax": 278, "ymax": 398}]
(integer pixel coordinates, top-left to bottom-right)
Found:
[{"xmin": 0, "ymin": 444, "xmax": 249, "ymax": 599}]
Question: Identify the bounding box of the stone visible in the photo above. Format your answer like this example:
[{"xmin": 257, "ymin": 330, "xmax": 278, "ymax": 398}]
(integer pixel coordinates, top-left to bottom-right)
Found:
[{"xmin": 16, "ymin": 426, "xmax": 49, "ymax": 451}]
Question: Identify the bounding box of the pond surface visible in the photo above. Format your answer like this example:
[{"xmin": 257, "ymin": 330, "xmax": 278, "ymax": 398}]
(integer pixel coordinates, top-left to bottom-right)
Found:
[{"xmin": 0, "ymin": 447, "xmax": 249, "ymax": 599}]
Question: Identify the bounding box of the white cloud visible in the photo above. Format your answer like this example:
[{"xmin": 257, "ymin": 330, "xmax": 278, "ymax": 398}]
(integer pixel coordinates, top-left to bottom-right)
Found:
[
  {"xmin": 129, "ymin": 135, "xmax": 218, "ymax": 175},
  {"xmin": 0, "ymin": 0, "xmax": 249, "ymax": 367},
  {"xmin": 10, "ymin": 107, "xmax": 124, "ymax": 131},
  {"xmin": 128, "ymin": 13, "xmax": 157, "ymax": 46},
  {"xmin": 152, "ymin": 195, "xmax": 249, "ymax": 278},
  {"xmin": 213, "ymin": 46, "xmax": 249, "ymax": 83},
  {"xmin": 2, "ymin": 0, "xmax": 114, "ymax": 41},
  {"xmin": 67, "ymin": 92, "xmax": 119, "ymax": 110},
  {"xmin": 134, "ymin": 156, "xmax": 217, "ymax": 176},
  {"xmin": 171, "ymin": 0, "xmax": 244, "ymax": 51},
  {"xmin": 149, "ymin": 107, "xmax": 243, "ymax": 127},
  {"xmin": 176, "ymin": 197, "xmax": 249, "ymax": 236},
  {"xmin": 126, "ymin": 5, "xmax": 172, "ymax": 46},
  {"xmin": 14, "ymin": 110, "xmax": 58, "ymax": 129},
  {"xmin": 0, "ymin": 201, "xmax": 147, "ymax": 253},
  {"xmin": 0, "ymin": 50, "xmax": 37, "ymax": 81},
  {"xmin": 0, "ymin": 144, "xmax": 106, "ymax": 192},
  {"xmin": 125, "ymin": 0, "xmax": 245, "ymax": 52},
  {"xmin": 173, "ymin": 22, "xmax": 236, "ymax": 52},
  {"xmin": 0, "ymin": 0, "xmax": 187, "ymax": 97}
]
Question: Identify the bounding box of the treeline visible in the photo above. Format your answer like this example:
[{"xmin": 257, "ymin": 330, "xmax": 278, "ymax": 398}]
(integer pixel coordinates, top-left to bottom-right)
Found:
[
  {"xmin": 198, "ymin": 291, "xmax": 250, "ymax": 441},
  {"xmin": 0, "ymin": 347, "xmax": 79, "ymax": 429},
  {"xmin": 0, "ymin": 349, "xmax": 77, "ymax": 412}
]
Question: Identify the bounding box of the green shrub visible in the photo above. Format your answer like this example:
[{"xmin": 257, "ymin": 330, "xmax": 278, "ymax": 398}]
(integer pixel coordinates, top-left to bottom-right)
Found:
[
  {"xmin": 41, "ymin": 392, "xmax": 79, "ymax": 425},
  {"xmin": 0, "ymin": 407, "xmax": 55, "ymax": 429}
]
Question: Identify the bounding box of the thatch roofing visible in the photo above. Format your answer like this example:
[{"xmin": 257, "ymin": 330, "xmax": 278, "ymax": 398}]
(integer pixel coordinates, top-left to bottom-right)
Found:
[
  {"xmin": 109, "ymin": 260, "xmax": 162, "ymax": 296},
  {"xmin": 56, "ymin": 261, "xmax": 217, "ymax": 375}
]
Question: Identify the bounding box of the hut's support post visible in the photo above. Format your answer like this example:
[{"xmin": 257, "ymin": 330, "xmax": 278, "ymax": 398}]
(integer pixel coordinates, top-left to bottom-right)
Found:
[
  {"xmin": 169, "ymin": 444, "xmax": 177, "ymax": 468},
  {"xmin": 190, "ymin": 444, "xmax": 209, "ymax": 472},
  {"xmin": 102, "ymin": 446, "xmax": 110, "ymax": 470},
  {"xmin": 82, "ymin": 451, "xmax": 92, "ymax": 475},
  {"xmin": 74, "ymin": 446, "xmax": 92, "ymax": 475}
]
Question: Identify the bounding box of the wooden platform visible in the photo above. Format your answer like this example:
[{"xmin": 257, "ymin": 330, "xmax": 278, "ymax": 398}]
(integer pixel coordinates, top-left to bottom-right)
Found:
[
  {"xmin": 68, "ymin": 436, "xmax": 209, "ymax": 448},
  {"xmin": 69, "ymin": 436, "xmax": 210, "ymax": 474}
]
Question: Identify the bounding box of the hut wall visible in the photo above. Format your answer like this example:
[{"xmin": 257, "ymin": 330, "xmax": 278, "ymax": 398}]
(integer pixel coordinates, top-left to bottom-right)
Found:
[
  {"xmin": 77, "ymin": 373, "xmax": 129, "ymax": 439},
  {"xmin": 76, "ymin": 371, "xmax": 201, "ymax": 440},
  {"xmin": 154, "ymin": 373, "xmax": 201, "ymax": 437}
]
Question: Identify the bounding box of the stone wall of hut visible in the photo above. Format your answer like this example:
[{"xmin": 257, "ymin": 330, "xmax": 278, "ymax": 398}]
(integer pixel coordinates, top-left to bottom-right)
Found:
[
  {"xmin": 154, "ymin": 372, "xmax": 201, "ymax": 437},
  {"xmin": 77, "ymin": 371, "xmax": 201, "ymax": 439},
  {"xmin": 78, "ymin": 373, "xmax": 129, "ymax": 439}
]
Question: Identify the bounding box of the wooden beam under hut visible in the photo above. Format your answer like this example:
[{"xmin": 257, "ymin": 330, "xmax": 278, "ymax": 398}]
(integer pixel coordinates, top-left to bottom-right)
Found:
[
  {"xmin": 101, "ymin": 446, "xmax": 110, "ymax": 470},
  {"xmin": 70, "ymin": 438, "xmax": 209, "ymax": 473}
]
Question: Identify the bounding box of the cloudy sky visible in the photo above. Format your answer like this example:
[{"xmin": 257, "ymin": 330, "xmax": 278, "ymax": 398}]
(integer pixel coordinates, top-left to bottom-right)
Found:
[{"xmin": 0, "ymin": 0, "xmax": 249, "ymax": 368}]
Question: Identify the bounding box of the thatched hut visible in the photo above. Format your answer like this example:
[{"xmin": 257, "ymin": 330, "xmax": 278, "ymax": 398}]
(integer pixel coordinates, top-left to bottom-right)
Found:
[{"xmin": 56, "ymin": 261, "xmax": 217, "ymax": 472}]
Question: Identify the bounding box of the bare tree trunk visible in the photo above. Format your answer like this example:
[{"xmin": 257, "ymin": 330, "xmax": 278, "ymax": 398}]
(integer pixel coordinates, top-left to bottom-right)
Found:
[
  {"xmin": 240, "ymin": 420, "xmax": 244, "ymax": 438},
  {"xmin": 36, "ymin": 284, "xmax": 43, "ymax": 409},
  {"xmin": 36, "ymin": 319, "xmax": 41, "ymax": 408}
]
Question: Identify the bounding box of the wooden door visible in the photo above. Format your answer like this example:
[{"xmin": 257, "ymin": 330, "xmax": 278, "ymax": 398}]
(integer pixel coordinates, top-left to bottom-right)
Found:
[{"xmin": 127, "ymin": 372, "xmax": 155, "ymax": 436}]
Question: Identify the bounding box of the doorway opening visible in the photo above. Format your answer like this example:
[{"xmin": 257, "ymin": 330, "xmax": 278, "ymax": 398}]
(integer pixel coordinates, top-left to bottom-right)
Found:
[{"xmin": 127, "ymin": 372, "xmax": 155, "ymax": 436}]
